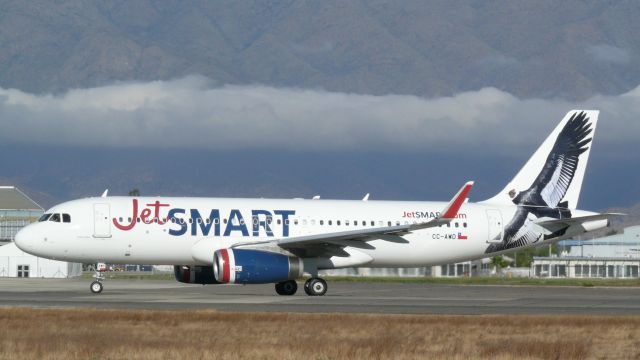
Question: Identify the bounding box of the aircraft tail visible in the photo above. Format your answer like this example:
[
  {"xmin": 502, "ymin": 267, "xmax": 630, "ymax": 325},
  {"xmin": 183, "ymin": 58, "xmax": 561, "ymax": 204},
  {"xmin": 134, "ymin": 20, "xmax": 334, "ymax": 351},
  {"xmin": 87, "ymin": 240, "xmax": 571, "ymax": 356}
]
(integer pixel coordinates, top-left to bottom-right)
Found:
[{"xmin": 483, "ymin": 110, "xmax": 599, "ymax": 210}]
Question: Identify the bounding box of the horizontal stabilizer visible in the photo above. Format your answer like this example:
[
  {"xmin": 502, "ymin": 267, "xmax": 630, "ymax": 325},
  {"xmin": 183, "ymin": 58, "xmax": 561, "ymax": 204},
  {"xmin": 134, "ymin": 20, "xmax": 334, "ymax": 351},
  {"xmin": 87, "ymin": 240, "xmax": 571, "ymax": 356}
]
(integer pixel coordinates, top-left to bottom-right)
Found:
[{"xmin": 533, "ymin": 213, "xmax": 624, "ymax": 235}]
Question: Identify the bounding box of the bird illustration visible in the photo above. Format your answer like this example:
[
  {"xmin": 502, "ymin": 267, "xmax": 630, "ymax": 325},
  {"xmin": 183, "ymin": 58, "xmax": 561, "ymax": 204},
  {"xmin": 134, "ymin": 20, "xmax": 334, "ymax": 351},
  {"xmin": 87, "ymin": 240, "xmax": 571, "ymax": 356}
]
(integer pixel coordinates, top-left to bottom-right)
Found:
[{"xmin": 486, "ymin": 111, "xmax": 594, "ymax": 253}]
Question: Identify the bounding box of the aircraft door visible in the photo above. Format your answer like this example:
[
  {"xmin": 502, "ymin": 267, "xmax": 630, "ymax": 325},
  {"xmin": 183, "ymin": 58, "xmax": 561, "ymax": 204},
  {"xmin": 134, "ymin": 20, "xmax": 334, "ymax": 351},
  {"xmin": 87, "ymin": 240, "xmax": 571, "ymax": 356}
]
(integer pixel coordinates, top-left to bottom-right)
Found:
[
  {"xmin": 93, "ymin": 203, "xmax": 112, "ymax": 238},
  {"xmin": 486, "ymin": 209, "xmax": 503, "ymax": 243}
]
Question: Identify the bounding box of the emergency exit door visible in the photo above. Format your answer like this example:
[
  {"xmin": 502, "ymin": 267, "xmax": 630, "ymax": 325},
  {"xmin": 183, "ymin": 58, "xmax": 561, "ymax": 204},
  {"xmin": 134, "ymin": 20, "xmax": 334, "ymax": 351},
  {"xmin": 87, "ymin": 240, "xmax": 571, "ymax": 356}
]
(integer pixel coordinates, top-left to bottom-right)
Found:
[
  {"xmin": 486, "ymin": 209, "xmax": 503, "ymax": 243},
  {"xmin": 93, "ymin": 203, "xmax": 112, "ymax": 238}
]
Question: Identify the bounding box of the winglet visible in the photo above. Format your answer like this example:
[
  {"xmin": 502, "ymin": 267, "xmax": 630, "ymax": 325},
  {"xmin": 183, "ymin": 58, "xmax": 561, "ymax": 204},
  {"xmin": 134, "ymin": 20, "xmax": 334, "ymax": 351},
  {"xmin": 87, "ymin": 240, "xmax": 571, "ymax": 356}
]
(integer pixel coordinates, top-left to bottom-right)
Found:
[
  {"xmin": 362, "ymin": 193, "xmax": 370, "ymax": 201},
  {"xmin": 101, "ymin": 189, "xmax": 109, "ymax": 198},
  {"xmin": 440, "ymin": 181, "xmax": 473, "ymax": 219}
]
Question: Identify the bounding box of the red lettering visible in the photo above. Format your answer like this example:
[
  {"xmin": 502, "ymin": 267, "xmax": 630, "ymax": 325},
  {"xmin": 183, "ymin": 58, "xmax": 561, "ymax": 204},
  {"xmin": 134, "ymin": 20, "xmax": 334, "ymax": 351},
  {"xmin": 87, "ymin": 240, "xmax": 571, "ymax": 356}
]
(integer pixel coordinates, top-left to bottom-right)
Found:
[
  {"xmin": 113, "ymin": 199, "xmax": 138, "ymax": 230},
  {"xmin": 147, "ymin": 201, "xmax": 170, "ymax": 224},
  {"xmin": 140, "ymin": 208, "xmax": 152, "ymax": 223}
]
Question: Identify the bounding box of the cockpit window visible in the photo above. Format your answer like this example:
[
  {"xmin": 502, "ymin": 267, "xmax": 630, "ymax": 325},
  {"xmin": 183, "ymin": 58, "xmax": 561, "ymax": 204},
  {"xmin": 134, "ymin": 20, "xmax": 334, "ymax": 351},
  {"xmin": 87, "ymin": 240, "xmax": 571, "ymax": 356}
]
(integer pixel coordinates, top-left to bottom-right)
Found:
[
  {"xmin": 62, "ymin": 214, "xmax": 71, "ymax": 223},
  {"xmin": 38, "ymin": 214, "xmax": 52, "ymax": 222},
  {"xmin": 49, "ymin": 213, "xmax": 61, "ymax": 222}
]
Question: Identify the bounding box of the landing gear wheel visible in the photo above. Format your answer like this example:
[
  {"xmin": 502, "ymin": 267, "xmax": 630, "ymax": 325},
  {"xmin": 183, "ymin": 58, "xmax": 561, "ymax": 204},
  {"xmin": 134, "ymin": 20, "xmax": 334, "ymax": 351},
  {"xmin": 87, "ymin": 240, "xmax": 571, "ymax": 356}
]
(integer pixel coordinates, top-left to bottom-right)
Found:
[
  {"xmin": 90, "ymin": 281, "xmax": 103, "ymax": 294},
  {"xmin": 304, "ymin": 278, "xmax": 327, "ymax": 296},
  {"xmin": 275, "ymin": 280, "xmax": 298, "ymax": 296}
]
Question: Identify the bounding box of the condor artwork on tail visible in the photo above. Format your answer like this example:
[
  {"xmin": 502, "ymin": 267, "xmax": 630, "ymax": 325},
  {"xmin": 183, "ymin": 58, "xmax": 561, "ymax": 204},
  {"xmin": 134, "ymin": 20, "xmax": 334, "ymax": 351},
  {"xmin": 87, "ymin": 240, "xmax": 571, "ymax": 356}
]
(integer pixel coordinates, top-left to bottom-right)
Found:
[
  {"xmin": 15, "ymin": 110, "xmax": 621, "ymax": 296},
  {"xmin": 486, "ymin": 111, "xmax": 595, "ymax": 253}
]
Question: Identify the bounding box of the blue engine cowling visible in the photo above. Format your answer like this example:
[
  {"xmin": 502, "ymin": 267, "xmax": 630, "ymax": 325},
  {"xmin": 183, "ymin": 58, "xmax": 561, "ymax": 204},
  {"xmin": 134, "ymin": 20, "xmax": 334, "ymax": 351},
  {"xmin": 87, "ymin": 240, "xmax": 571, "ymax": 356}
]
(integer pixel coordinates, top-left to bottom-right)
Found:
[
  {"xmin": 174, "ymin": 265, "xmax": 221, "ymax": 284},
  {"xmin": 213, "ymin": 249, "xmax": 303, "ymax": 284}
]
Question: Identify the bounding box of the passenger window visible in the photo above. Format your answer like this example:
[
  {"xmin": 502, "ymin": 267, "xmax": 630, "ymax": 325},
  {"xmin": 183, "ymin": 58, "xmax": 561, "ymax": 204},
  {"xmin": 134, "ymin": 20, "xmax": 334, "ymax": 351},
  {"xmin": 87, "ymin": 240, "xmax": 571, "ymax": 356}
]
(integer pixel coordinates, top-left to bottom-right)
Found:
[
  {"xmin": 337, "ymin": 220, "xmax": 341, "ymax": 226},
  {"xmin": 136, "ymin": 218, "xmax": 141, "ymax": 223},
  {"xmin": 118, "ymin": 217, "xmax": 123, "ymax": 222},
  {"xmin": 354, "ymin": 221, "xmax": 358, "ymax": 226},
  {"xmin": 49, "ymin": 214, "xmax": 61, "ymax": 222},
  {"xmin": 371, "ymin": 221, "xmax": 375, "ymax": 226},
  {"xmin": 62, "ymin": 214, "xmax": 71, "ymax": 223},
  {"xmin": 320, "ymin": 220, "xmax": 324, "ymax": 225},
  {"xmin": 311, "ymin": 220, "xmax": 316, "ymax": 225},
  {"xmin": 214, "ymin": 218, "xmax": 220, "ymax": 224},
  {"xmin": 294, "ymin": 219, "xmax": 299, "ymax": 225},
  {"xmin": 346, "ymin": 221, "xmax": 350, "ymax": 226},
  {"xmin": 328, "ymin": 220, "xmax": 332, "ymax": 225},
  {"xmin": 455, "ymin": 222, "xmax": 459, "ymax": 228},
  {"xmin": 388, "ymin": 221, "xmax": 392, "ymax": 226},
  {"xmin": 285, "ymin": 219, "xmax": 289, "ymax": 225},
  {"xmin": 463, "ymin": 223, "xmax": 467, "ymax": 228},
  {"xmin": 277, "ymin": 219, "xmax": 281, "ymax": 225},
  {"xmin": 39, "ymin": 214, "xmax": 52, "ymax": 222}
]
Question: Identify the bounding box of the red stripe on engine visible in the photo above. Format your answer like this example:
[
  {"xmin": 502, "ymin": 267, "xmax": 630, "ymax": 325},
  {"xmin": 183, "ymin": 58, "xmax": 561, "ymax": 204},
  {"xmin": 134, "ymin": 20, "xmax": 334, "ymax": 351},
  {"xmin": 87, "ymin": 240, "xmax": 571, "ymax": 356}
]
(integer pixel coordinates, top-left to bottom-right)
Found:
[{"xmin": 221, "ymin": 249, "xmax": 230, "ymax": 283}]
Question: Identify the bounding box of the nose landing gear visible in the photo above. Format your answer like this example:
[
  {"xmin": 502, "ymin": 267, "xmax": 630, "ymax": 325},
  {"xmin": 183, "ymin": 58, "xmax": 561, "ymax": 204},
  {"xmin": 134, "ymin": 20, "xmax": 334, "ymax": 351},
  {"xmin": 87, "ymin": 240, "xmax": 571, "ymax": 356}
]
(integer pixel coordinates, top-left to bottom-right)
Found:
[
  {"xmin": 90, "ymin": 280, "xmax": 103, "ymax": 294},
  {"xmin": 89, "ymin": 263, "xmax": 107, "ymax": 294}
]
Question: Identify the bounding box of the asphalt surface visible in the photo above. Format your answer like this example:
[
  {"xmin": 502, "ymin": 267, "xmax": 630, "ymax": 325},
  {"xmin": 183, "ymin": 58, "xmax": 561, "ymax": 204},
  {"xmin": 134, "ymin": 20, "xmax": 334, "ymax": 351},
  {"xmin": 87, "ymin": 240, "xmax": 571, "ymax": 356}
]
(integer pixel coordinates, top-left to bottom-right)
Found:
[{"xmin": 1, "ymin": 278, "xmax": 639, "ymax": 315}]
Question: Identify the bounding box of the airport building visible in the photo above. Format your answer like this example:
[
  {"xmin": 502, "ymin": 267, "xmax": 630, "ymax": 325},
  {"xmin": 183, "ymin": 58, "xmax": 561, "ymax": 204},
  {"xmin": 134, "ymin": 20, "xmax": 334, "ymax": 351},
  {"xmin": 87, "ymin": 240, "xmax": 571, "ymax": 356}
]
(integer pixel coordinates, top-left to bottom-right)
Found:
[
  {"xmin": 0, "ymin": 186, "xmax": 43, "ymax": 244},
  {"xmin": 0, "ymin": 186, "xmax": 81, "ymax": 278},
  {"xmin": 531, "ymin": 226, "xmax": 640, "ymax": 278}
]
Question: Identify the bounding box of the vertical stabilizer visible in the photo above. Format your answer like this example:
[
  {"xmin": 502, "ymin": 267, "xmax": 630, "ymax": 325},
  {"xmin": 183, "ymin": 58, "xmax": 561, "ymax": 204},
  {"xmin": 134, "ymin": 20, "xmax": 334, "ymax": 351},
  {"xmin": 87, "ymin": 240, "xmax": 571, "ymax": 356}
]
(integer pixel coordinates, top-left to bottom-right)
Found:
[{"xmin": 483, "ymin": 110, "xmax": 599, "ymax": 210}]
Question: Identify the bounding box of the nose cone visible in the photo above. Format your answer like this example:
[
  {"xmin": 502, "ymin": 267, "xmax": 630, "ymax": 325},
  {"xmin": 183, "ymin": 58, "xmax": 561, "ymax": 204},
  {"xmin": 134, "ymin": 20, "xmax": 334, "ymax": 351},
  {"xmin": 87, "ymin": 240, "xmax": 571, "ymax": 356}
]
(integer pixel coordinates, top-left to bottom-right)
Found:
[{"xmin": 14, "ymin": 225, "xmax": 35, "ymax": 252}]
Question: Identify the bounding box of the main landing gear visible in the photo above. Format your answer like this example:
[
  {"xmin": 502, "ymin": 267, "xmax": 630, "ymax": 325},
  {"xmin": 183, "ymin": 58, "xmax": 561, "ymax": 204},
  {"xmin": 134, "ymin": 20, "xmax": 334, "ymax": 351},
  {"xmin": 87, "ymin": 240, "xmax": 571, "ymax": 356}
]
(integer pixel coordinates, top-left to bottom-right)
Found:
[
  {"xmin": 274, "ymin": 277, "xmax": 328, "ymax": 296},
  {"xmin": 275, "ymin": 280, "xmax": 298, "ymax": 295},
  {"xmin": 304, "ymin": 277, "xmax": 327, "ymax": 296}
]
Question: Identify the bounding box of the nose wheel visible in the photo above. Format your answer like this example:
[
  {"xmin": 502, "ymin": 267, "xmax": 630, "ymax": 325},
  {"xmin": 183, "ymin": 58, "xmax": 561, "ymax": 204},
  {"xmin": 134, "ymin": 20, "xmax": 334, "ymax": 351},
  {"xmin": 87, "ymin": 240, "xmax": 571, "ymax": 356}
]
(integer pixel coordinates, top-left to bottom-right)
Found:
[
  {"xmin": 90, "ymin": 265, "xmax": 106, "ymax": 294},
  {"xmin": 90, "ymin": 280, "xmax": 103, "ymax": 294}
]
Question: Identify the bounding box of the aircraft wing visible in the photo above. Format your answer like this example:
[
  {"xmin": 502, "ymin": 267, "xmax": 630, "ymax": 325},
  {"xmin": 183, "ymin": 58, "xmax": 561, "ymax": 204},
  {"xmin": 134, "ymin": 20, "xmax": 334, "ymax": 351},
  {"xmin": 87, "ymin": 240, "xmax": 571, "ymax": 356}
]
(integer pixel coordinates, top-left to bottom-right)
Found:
[
  {"xmin": 533, "ymin": 213, "xmax": 625, "ymax": 235},
  {"xmin": 231, "ymin": 181, "xmax": 473, "ymax": 253}
]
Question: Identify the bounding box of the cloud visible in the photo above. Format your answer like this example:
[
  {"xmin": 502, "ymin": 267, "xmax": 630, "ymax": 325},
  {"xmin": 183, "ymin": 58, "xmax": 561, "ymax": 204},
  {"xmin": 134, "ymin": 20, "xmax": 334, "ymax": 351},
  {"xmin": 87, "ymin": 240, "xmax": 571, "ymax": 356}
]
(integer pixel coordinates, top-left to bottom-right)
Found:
[
  {"xmin": 0, "ymin": 76, "xmax": 638, "ymax": 153},
  {"xmin": 586, "ymin": 44, "xmax": 631, "ymax": 64}
]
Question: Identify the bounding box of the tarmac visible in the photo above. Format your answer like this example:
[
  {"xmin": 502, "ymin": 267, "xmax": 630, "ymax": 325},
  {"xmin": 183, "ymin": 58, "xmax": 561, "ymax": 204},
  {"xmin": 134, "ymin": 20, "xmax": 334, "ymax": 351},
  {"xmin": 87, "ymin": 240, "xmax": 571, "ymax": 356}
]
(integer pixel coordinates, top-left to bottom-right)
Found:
[{"xmin": 2, "ymin": 277, "xmax": 640, "ymax": 315}]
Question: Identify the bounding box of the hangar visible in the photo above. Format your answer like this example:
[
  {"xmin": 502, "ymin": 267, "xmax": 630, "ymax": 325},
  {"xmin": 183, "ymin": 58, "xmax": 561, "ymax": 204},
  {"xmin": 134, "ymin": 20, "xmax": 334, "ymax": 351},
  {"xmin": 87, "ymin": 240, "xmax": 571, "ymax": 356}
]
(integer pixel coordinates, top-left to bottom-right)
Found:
[
  {"xmin": 0, "ymin": 186, "xmax": 43, "ymax": 244},
  {"xmin": 0, "ymin": 186, "xmax": 81, "ymax": 278}
]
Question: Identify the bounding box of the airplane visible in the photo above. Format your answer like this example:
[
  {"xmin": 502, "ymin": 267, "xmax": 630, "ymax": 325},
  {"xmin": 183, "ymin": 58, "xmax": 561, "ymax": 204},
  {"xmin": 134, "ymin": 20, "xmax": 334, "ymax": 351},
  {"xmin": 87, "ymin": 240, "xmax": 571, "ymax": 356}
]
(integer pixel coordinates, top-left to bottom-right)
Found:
[{"xmin": 14, "ymin": 110, "xmax": 620, "ymax": 296}]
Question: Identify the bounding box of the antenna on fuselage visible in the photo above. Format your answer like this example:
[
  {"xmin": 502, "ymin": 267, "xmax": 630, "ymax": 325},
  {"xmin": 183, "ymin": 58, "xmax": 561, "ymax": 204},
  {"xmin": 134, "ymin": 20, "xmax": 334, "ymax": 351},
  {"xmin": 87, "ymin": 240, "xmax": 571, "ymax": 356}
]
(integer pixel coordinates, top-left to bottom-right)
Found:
[
  {"xmin": 101, "ymin": 189, "xmax": 109, "ymax": 198},
  {"xmin": 312, "ymin": 195, "xmax": 321, "ymax": 200},
  {"xmin": 362, "ymin": 193, "xmax": 370, "ymax": 201}
]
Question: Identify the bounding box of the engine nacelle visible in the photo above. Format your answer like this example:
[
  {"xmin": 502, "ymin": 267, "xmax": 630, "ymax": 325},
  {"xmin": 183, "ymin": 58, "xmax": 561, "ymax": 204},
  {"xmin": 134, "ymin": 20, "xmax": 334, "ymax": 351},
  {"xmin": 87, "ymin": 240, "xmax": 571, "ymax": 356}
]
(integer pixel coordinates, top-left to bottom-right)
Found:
[
  {"xmin": 174, "ymin": 265, "xmax": 220, "ymax": 284},
  {"xmin": 213, "ymin": 249, "xmax": 303, "ymax": 284}
]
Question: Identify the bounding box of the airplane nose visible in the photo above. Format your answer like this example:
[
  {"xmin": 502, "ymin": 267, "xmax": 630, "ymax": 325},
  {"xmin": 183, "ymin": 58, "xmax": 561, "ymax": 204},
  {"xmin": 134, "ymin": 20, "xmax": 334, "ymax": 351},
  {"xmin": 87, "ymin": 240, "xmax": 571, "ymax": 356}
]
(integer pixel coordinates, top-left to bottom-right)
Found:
[{"xmin": 14, "ymin": 225, "xmax": 33, "ymax": 251}]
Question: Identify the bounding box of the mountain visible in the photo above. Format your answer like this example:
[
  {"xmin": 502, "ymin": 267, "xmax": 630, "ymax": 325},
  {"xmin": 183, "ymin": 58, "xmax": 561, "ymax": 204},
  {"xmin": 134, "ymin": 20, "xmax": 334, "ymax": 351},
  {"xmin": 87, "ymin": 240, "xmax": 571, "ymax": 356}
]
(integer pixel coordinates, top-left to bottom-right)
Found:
[{"xmin": 1, "ymin": 1, "xmax": 640, "ymax": 99}]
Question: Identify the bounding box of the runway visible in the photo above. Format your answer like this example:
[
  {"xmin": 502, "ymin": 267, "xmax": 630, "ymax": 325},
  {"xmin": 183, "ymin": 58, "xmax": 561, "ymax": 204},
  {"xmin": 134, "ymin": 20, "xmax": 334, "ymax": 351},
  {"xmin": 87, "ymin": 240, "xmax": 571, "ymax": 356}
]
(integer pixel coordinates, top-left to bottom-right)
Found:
[{"xmin": 1, "ymin": 278, "xmax": 640, "ymax": 315}]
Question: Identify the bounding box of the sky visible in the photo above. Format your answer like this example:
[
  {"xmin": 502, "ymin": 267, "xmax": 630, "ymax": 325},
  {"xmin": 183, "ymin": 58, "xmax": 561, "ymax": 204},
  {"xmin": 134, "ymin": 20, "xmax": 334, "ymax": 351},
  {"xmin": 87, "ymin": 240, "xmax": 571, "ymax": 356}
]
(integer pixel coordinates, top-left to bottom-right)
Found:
[
  {"xmin": 1, "ymin": 76, "xmax": 639, "ymax": 210},
  {"xmin": 2, "ymin": 75, "xmax": 640, "ymax": 153}
]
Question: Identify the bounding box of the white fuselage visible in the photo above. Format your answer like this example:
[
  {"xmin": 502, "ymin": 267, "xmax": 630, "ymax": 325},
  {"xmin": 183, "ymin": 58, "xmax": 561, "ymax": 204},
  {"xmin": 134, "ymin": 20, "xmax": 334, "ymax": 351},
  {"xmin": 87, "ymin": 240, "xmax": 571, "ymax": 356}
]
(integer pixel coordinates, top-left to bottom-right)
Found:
[{"xmin": 15, "ymin": 196, "xmax": 595, "ymax": 268}]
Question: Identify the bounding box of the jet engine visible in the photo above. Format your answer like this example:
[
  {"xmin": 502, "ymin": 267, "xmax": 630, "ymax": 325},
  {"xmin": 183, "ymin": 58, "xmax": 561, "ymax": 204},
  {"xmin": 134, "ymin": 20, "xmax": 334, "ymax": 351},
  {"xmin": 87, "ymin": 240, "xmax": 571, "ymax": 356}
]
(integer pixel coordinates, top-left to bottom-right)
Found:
[
  {"xmin": 213, "ymin": 248, "xmax": 303, "ymax": 284},
  {"xmin": 174, "ymin": 265, "xmax": 220, "ymax": 284}
]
